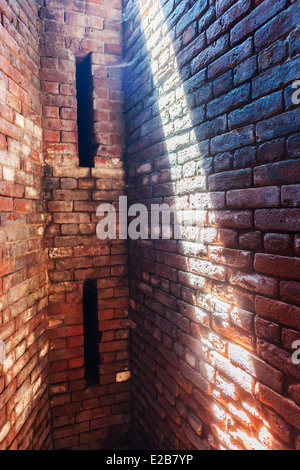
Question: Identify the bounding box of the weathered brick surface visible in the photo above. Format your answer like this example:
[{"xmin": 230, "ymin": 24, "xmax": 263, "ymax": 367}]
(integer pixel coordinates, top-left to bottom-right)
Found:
[
  {"xmin": 41, "ymin": 0, "xmax": 124, "ymax": 168},
  {"xmin": 0, "ymin": 0, "xmax": 51, "ymax": 450},
  {"xmin": 40, "ymin": 0, "xmax": 130, "ymax": 450},
  {"xmin": 123, "ymin": 0, "xmax": 300, "ymax": 451}
]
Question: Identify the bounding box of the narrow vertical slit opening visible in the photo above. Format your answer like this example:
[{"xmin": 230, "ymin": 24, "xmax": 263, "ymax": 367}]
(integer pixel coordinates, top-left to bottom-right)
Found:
[
  {"xmin": 83, "ymin": 278, "xmax": 100, "ymax": 386},
  {"xmin": 76, "ymin": 54, "xmax": 95, "ymax": 168}
]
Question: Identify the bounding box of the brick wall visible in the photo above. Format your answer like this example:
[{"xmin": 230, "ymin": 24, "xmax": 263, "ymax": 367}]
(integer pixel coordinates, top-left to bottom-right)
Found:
[
  {"xmin": 123, "ymin": 0, "xmax": 300, "ymax": 450},
  {"xmin": 1, "ymin": 0, "xmax": 300, "ymax": 452},
  {"xmin": 41, "ymin": 0, "xmax": 131, "ymax": 450},
  {"xmin": 44, "ymin": 168, "xmax": 130, "ymax": 450},
  {"xmin": 0, "ymin": 0, "xmax": 51, "ymax": 450}
]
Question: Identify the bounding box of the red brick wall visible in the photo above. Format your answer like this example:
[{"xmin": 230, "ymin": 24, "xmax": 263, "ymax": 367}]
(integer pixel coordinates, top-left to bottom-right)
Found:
[
  {"xmin": 41, "ymin": 0, "xmax": 131, "ymax": 450},
  {"xmin": 123, "ymin": 0, "xmax": 300, "ymax": 450},
  {"xmin": 0, "ymin": 0, "xmax": 51, "ymax": 450},
  {"xmin": 1, "ymin": 0, "xmax": 299, "ymax": 452}
]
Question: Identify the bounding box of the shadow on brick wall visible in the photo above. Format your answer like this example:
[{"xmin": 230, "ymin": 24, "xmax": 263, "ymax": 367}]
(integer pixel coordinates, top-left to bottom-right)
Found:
[{"xmin": 123, "ymin": 0, "xmax": 300, "ymax": 451}]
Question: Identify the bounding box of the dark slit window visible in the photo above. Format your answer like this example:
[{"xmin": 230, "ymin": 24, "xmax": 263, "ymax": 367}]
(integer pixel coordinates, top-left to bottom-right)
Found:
[
  {"xmin": 76, "ymin": 54, "xmax": 95, "ymax": 168},
  {"xmin": 83, "ymin": 279, "xmax": 100, "ymax": 386}
]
